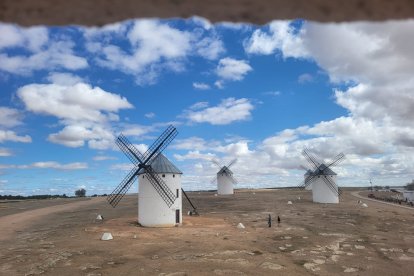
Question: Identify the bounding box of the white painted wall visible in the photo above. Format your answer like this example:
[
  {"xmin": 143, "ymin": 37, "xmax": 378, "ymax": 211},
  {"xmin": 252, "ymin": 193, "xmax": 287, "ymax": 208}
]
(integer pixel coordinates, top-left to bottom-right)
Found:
[
  {"xmin": 217, "ymin": 173, "xmax": 234, "ymax": 195},
  {"xmin": 311, "ymin": 175, "xmax": 339, "ymax": 203},
  {"xmin": 403, "ymin": 191, "xmax": 414, "ymax": 202},
  {"xmin": 138, "ymin": 173, "xmax": 182, "ymax": 227}
]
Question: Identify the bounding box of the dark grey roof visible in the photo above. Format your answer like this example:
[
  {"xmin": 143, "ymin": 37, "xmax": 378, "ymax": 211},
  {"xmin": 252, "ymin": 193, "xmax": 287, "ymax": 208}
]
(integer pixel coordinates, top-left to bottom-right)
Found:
[
  {"xmin": 317, "ymin": 164, "xmax": 337, "ymax": 175},
  {"xmin": 138, "ymin": 154, "xmax": 182, "ymax": 175},
  {"xmin": 218, "ymin": 166, "xmax": 233, "ymax": 175},
  {"xmin": 304, "ymin": 169, "xmax": 313, "ymax": 176}
]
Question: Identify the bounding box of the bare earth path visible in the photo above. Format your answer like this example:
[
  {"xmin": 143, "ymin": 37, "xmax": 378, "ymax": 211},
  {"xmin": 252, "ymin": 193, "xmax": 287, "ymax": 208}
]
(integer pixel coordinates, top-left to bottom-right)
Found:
[
  {"xmin": 0, "ymin": 197, "xmax": 105, "ymax": 241},
  {"xmin": 350, "ymin": 191, "xmax": 414, "ymax": 210}
]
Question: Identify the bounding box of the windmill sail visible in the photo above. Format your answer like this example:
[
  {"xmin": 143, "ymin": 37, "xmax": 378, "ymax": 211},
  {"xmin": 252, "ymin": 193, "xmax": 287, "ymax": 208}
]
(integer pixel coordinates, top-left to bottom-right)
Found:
[{"xmin": 108, "ymin": 125, "xmax": 178, "ymax": 208}]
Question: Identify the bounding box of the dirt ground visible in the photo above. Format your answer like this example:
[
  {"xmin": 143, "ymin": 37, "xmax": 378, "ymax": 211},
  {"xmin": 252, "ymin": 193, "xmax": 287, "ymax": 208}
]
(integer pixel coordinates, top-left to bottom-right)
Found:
[{"xmin": 1, "ymin": 189, "xmax": 414, "ymax": 276}]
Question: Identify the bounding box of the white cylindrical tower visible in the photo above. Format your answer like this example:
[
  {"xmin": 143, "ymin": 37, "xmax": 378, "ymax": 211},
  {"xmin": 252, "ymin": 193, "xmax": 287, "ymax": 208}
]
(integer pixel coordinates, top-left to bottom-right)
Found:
[
  {"xmin": 138, "ymin": 154, "xmax": 182, "ymax": 227},
  {"xmin": 312, "ymin": 175, "xmax": 338, "ymax": 203},
  {"xmin": 217, "ymin": 171, "xmax": 234, "ymax": 195}
]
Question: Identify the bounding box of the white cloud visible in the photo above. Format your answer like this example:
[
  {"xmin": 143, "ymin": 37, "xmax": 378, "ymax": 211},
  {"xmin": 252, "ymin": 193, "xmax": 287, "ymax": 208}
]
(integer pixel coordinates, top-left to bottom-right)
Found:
[
  {"xmin": 298, "ymin": 73, "xmax": 313, "ymax": 83},
  {"xmin": 0, "ymin": 24, "xmax": 88, "ymax": 75},
  {"xmin": 263, "ymin": 91, "xmax": 281, "ymax": 96},
  {"xmin": 244, "ymin": 21, "xmax": 309, "ymax": 58},
  {"xmin": 184, "ymin": 98, "xmax": 254, "ymax": 125},
  {"xmin": 0, "ymin": 107, "xmax": 24, "ymax": 128},
  {"xmin": 46, "ymin": 72, "xmax": 84, "ymax": 86},
  {"xmin": 18, "ymin": 83, "xmax": 132, "ymax": 122},
  {"xmin": 216, "ymin": 57, "xmax": 252, "ymax": 81},
  {"xmin": 17, "ymin": 82, "xmax": 133, "ymax": 149},
  {"xmin": 144, "ymin": 112, "xmax": 156, "ymax": 119},
  {"xmin": 93, "ymin": 155, "xmax": 116, "ymax": 161},
  {"xmin": 84, "ymin": 19, "xmax": 225, "ymax": 85},
  {"xmin": 174, "ymin": 150, "xmax": 216, "ymax": 161},
  {"xmin": 0, "ymin": 148, "xmax": 13, "ymax": 157},
  {"xmin": 0, "ymin": 130, "xmax": 31, "ymax": 143},
  {"xmin": 193, "ymin": 82, "xmax": 211, "ymax": 90},
  {"xmin": 0, "ymin": 161, "xmax": 88, "ymax": 170}
]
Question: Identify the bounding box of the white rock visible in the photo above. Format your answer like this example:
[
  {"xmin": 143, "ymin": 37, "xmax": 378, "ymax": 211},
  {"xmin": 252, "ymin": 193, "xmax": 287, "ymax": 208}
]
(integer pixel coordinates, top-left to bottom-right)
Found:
[
  {"xmin": 354, "ymin": 245, "xmax": 365, "ymax": 249},
  {"xmin": 237, "ymin": 223, "xmax": 245, "ymax": 229},
  {"xmin": 96, "ymin": 214, "xmax": 103, "ymax": 220},
  {"xmin": 101, "ymin": 232, "xmax": 113, "ymax": 241},
  {"xmin": 287, "ymin": 201, "xmax": 293, "ymax": 205},
  {"xmin": 260, "ymin": 262, "xmax": 283, "ymax": 270},
  {"xmin": 214, "ymin": 194, "xmax": 218, "ymax": 197},
  {"xmin": 362, "ymin": 203, "xmax": 368, "ymax": 207},
  {"xmin": 344, "ymin": 267, "xmax": 359, "ymax": 273}
]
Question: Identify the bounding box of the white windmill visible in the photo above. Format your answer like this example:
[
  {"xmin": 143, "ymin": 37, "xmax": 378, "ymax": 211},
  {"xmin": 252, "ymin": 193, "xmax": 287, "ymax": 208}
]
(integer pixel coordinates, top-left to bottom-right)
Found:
[
  {"xmin": 211, "ymin": 158, "xmax": 238, "ymax": 195},
  {"xmin": 298, "ymin": 148, "xmax": 345, "ymax": 204},
  {"xmin": 108, "ymin": 125, "xmax": 197, "ymax": 227}
]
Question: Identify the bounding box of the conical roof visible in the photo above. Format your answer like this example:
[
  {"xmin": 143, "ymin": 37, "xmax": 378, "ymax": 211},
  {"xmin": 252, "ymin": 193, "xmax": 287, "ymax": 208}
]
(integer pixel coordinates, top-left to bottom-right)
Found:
[
  {"xmin": 218, "ymin": 166, "xmax": 233, "ymax": 175},
  {"xmin": 138, "ymin": 154, "xmax": 182, "ymax": 175},
  {"xmin": 317, "ymin": 164, "xmax": 337, "ymax": 175}
]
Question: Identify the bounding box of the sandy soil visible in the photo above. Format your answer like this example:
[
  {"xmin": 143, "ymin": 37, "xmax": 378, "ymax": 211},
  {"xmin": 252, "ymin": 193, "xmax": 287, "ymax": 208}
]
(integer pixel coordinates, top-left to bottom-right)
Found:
[{"xmin": 0, "ymin": 189, "xmax": 413, "ymax": 275}]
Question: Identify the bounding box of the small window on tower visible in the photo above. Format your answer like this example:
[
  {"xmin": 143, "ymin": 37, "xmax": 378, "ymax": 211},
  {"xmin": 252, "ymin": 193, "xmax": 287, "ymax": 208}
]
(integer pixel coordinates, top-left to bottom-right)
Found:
[
  {"xmin": 142, "ymin": 175, "xmax": 145, "ymax": 179},
  {"xmin": 173, "ymin": 174, "xmax": 175, "ymax": 178},
  {"xmin": 176, "ymin": 189, "xmax": 179, "ymax": 198},
  {"xmin": 162, "ymin": 174, "xmax": 165, "ymax": 178}
]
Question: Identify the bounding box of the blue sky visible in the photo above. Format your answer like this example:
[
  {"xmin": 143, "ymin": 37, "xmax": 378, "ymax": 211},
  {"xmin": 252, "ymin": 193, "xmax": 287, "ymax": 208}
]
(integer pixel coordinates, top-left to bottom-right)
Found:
[{"xmin": 1, "ymin": 18, "xmax": 414, "ymax": 195}]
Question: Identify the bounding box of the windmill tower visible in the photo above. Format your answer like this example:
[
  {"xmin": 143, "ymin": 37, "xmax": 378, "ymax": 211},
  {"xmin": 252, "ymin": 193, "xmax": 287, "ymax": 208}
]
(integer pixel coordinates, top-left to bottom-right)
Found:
[
  {"xmin": 298, "ymin": 148, "xmax": 345, "ymax": 204},
  {"xmin": 107, "ymin": 125, "xmax": 183, "ymax": 227},
  {"xmin": 211, "ymin": 158, "xmax": 238, "ymax": 195}
]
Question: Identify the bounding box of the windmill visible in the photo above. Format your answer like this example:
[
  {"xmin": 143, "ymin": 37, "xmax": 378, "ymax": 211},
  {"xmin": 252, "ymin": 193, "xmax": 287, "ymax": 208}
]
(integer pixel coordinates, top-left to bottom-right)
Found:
[
  {"xmin": 298, "ymin": 148, "xmax": 345, "ymax": 204},
  {"xmin": 211, "ymin": 158, "xmax": 238, "ymax": 195},
  {"xmin": 107, "ymin": 125, "xmax": 195, "ymax": 227}
]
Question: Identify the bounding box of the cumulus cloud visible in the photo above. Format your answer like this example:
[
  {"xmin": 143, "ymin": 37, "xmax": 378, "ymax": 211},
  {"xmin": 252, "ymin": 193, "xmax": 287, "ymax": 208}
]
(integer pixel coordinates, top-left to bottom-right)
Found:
[
  {"xmin": 93, "ymin": 155, "xmax": 116, "ymax": 161},
  {"xmin": 0, "ymin": 161, "xmax": 88, "ymax": 170},
  {"xmin": 85, "ymin": 19, "xmax": 225, "ymax": 85},
  {"xmin": 298, "ymin": 73, "xmax": 313, "ymax": 83},
  {"xmin": 0, "ymin": 130, "xmax": 31, "ymax": 143},
  {"xmin": 244, "ymin": 21, "xmax": 309, "ymax": 58},
  {"xmin": 0, "ymin": 24, "xmax": 88, "ymax": 75},
  {"xmin": 17, "ymin": 82, "xmax": 133, "ymax": 149},
  {"xmin": 216, "ymin": 57, "xmax": 252, "ymax": 81},
  {"xmin": 0, "ymin": 148, "xmax": 13, "ymax": 157},
  {"xmin": 144, "ymin": 112, "xmax": 155, "ymax": 119},
  {"xmin": 193, "ymin": 82, "xmax": 211, "ymax": 90},
  {"xmin": 0, "ymin": 107, "xmax": 24, "ymax": 128},
  {"xmin": 240, "ymin": 19, "xmax": 414, "ymax": 185},
  {"xmin": 184, "ymin": 98, "xmax": 254, "ymax": 125}
]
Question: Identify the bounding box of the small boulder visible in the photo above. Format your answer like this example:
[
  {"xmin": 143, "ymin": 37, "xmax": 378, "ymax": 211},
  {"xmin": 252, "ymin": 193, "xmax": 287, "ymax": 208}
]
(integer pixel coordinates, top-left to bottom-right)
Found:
[
  {"xmin": 287, "ymin": 201, "xmax": 293, "ymax": 205},
  {"xmin": 362, "ymin": 203, "xmax": 368, "ymax": 208},
  {"xmin": 101, "ymin": 232, "xmax": 113, "ymax": 241},
  {"xmin": 237, "ymin": 223, "xmax": 245, "ymax": 229},
  {"xmin": 96, "ymin": 214, "xmax": 103, "ymax": 220}
]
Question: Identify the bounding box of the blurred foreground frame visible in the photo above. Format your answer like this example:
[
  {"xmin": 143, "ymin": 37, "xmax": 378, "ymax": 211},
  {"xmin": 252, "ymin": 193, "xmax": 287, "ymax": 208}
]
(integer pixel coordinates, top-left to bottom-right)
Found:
[{"xmin": 1, "ymin": 0, "xmax": 414, "ymax": 27}]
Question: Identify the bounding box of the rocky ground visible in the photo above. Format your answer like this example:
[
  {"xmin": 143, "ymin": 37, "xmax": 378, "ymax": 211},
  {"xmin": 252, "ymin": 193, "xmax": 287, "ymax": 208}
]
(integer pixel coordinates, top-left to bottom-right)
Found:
[{"xmin": 1, "ymin": 189, "xmax": 414, "ymax": 275}]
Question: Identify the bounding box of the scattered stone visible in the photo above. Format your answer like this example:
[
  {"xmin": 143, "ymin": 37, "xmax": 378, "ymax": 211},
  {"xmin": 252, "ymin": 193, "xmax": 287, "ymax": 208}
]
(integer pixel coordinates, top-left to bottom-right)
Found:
[
  {"xmin": 152, "ymin": 255, "xmax": 159, "ymax": 260},
  {"xmin": 331, "ymin": 255, "xmax": 340, "ymax": 262},
  {"xmin": 354, "ymin": 245, "xmax": 365, "ymax": 250},
  {"xmin": 213, "ymin": 269, "xmax": 245, "ymax": 275},
  {"xmin": 342, "ymin": 244, "xmax": 351, "ymax": 248},
  {"xmin": 343, "ymin": 267, "xmax": 359, "ymax": 273},
  {"xmin": 133, "ymin": 235, "xmax": 137, "ymax": 239},
  {"xmin": 362, "ymin": 203, "xmax": 368, "ymax": 208},
  {"xmin": 303, "ymin": 263, "xmax": 320, "ymax": 272},
  {"xmin": 279, "ymin": 247, "xmax": 286, "ymax": 251},
  {"xmin": 287, "ymin": 201, "xmax": 293, "ymax": 205},
  {"xmin": 159, "ymin": 272, "xmax": 187, "ymax": 276},
  {"xmin": 346, "ymin": 253, "xmax": 354, "ymax": 256},
  {"xmin": 101, "ymin": 233, "xmax": 113, "ymax": 241},
  {"xmin": 313, "ymin": 259, "xmax": 325, "ymax": 265},
  {"xmin": 303, "ymin": 236, "xmax": 308, "ymax": 239},
  {"xmin": 408, "ymin": 248, "xmax": 414, "ymax": 254},
  {"xmin": 285, "ymin": 244, "xmax": 292, "ymax": 247},
  {"xmin": 96, "ymin": 214, "xmax": 103, "ymax": 220},
  {"xmin": 260, "ymin": 262, "xmax": 283, "ymax": 270},
  {"xmin": 214, "ymin": 194, "xmax": 218, "ymax": 197},
  {"xmin": 399, "ymin": 254, "xmax": 414, "ymax": 261},
  {"xmin": 357, "ymin": 239, "xmax": 364, "ymax": 242},
  {"xmin": 237, "ymin": 223, "xmax": 245, "ymax": 229},
  {"xmin": 284, "ymin": 236, "xmax": 292, "ymax": 240}
]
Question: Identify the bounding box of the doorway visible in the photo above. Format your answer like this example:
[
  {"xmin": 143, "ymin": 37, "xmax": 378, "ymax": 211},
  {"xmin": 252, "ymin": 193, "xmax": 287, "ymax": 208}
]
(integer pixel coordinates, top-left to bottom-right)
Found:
[{"xmin": 175, "ymin": 209, "xmax": 180, "ymax": 223}]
